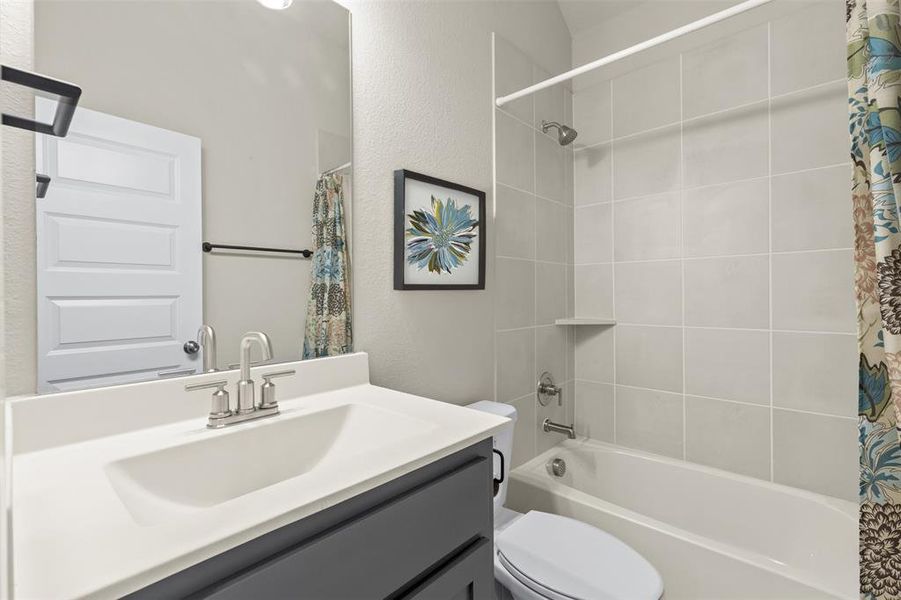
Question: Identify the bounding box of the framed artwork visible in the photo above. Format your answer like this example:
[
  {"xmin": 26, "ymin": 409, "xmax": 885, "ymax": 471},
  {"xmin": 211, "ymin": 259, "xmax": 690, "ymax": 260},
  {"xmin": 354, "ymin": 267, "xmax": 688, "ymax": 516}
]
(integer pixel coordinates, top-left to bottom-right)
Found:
[{"xmin": 394, "ymin": 169, "xmax": 486, "ymax": 290}]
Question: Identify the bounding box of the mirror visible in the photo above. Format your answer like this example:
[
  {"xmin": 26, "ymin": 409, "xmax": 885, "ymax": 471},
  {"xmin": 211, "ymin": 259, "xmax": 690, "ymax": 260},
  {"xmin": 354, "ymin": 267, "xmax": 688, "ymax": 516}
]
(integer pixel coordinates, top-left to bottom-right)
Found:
[{"xmin": 7, "ymin": 0, "xmax": 352, "ymax": 393}]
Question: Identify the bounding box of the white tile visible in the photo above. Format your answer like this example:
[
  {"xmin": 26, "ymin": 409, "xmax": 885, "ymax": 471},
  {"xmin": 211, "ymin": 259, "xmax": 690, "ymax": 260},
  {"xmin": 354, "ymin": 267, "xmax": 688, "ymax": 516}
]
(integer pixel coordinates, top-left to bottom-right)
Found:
[
  {"xmin": 683, "ymin": 102, "xmax": 768, "ymax": 188},
  {"xmin": 566, "ymin": 264, "xmax": 575, "ymax": 318},
  {"xmin": 494, "ymin": 36, "xmax": 534, "ymax": 124},
  {"xmin": 772, "ymin": 82, "xmax": 848, "ymax": 174},
  {"xmin": 508, "ymin": 394, "xmax": 537, "ymax": 468},
  {"xmin": 575, "ymin": 381, "xmax": 614, "ymax": 441},
  {"xmin": 536, "ymin": 325, "xmax": 566, "ymax": 383},
  {"xmin": 574, "ymin": 143, "xmax": 612, "ymax": 206},
  {"xmin": 614, "ymin": 192, "xmax": 681, "ymax": 261},
  {"xmin": 564, "ymin": 205, "xmax": 574, "ymax": 265},
  {"xmin": 684, "ymin": 256, "xmax": 769, "ymax": 328},
  {"xmin": 683, "ymin": 24, "xmax": 768, "ymax": 118},
  {"xmin": 533, "ymin": 65, "xmax": 566, "ymax": 132},
  {"xmin": 613, "ymin": 126, "xmax": 681, "ymax": 200},
  {"xmin": 536, "ymin": 262, "xmax": 566, "ymax": 326},
  {"xmin": 496, "ymin": 184, "xmax": 536, "ymax": 259},
  {"xmin": 773, "ymin": 409, "xmax": 857, "ymax": 501},
  {"xmin": 615, "ymin": 325, "xmax": 683, "ymax": 392},
  {"xmin": 615, "ymin": 386, "xmax": 684, "ymax": 458},
  {"xmin": 575, "ymin": 264, "xmax": 613, "ymax": 318},
  {"xmin": 771, "ymin": 1, "xmax": 847, "ymax": 96},
  {"xmin": 685, "ymin": 328, "xmax": 770, "ymax": 405},
  {"xmin": 536, "ymin": 131, "xmax": 565, "ymax": 203},
  {"xmin": 573, "ymin": 81, "xmax": 611, "ymax": 148},
  {"xmin": 686, "ymin": 396, "xmax": 770, "ymax": 479},
  {"xmin": 536, "ymin": 197, "xmax": 567, "ymax": 263},
  {"xmin": 575, "ymin": 203, "xmax": 612, "ymax": 264},
  {"xmin": 612, "ymin": 57, "xmax": 681, "ymax": 137},
  {"xmin": 496, "ymin": 110, "xmax": 534, "ymax": 192},
  {"xmin": 773, "ymin": 332, "xmax": 858, "ymax": 417},
  {"xmin": 564, "ymin": 143, "xmax": 574, "ymax": 207},
  {"xmin": 682, "ymin": 179, "xmax": 769, "ymax": 257},
  {"xmin": 614, "ymin": 261, "xmax": 682, "ymax": 326},
  {"xmin": 496, "ymin": 258, "xmax": 535, "ymax": 330},
  {"xmin": 772, "ymin": 165, "xmax": 853, "ymax": 252},
  {"xmin": 772, "ymin": 250, "xmax": 855, "ymax": 332},
  {"xmin": 496, "ymin": 328, "xmax": 535, "ymax": 402},
  {"xmin": 565, "ymin": 325, "xmax": 576, "ymax": 381},
  {"xmin": 575, "ymin": 325, "xmax": 615, "ymax": 383}
]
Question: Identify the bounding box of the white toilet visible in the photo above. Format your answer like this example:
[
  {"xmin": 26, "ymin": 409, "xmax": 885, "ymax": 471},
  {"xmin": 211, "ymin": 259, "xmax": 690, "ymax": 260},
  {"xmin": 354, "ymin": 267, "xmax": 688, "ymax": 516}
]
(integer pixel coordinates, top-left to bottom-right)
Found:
[{"xmin": 468, "ymin": 401, "xmax": 663, "ymax": 600}]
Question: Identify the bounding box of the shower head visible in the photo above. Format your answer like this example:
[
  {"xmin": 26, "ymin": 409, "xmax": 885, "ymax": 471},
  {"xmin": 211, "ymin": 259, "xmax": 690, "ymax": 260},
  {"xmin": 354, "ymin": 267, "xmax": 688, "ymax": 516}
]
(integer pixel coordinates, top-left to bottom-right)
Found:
[{"xmin": 541, "ymin": 120, "xmax": 578, "ymax": 146}]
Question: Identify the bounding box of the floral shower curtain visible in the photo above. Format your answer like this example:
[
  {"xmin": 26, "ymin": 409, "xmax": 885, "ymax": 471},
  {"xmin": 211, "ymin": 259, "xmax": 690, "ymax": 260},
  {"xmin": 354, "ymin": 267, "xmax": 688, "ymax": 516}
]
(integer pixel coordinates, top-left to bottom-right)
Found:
[
  {"xmin": 848, "ymin": 0, "xmax": 901, "ymax": 597},
  {"xmin": 302, "ymin": 173, "xmax": 352, "ymax": 359}
]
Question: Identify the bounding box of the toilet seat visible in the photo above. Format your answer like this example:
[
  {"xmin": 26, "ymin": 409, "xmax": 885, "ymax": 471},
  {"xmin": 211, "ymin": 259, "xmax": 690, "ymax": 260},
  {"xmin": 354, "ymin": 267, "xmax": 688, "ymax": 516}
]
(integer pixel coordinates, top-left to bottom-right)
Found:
[{"xmin": 495, "ymin": 511, "xmax": 663, "ymax": 600}]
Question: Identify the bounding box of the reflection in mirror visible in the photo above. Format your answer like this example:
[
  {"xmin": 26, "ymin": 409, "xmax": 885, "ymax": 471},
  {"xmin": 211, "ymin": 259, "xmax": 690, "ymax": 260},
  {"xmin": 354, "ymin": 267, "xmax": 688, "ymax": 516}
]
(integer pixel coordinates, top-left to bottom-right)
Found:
[{"xmin": 17, "ymin": 0, "xmax": 352, "ymax": 393}]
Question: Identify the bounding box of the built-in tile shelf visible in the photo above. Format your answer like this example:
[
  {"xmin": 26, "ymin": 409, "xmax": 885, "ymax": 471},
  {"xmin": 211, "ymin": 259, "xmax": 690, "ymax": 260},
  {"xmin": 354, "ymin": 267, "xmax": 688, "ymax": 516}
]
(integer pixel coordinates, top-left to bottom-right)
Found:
[{"xmin": 554, "ymin": 318, "xmax": 616, "ymax": 326}]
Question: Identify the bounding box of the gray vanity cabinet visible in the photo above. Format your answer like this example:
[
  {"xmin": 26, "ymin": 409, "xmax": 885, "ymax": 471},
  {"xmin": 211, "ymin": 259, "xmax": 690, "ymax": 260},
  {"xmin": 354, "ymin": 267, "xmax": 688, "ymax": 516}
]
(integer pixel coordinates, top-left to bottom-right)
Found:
[
  {"xmin": 401, "ymin": 537, "xmax": 493, "ymax": 600},
  {"xmin": 127, "ymin": 439, "xmax": 495, "ymax": 600}
]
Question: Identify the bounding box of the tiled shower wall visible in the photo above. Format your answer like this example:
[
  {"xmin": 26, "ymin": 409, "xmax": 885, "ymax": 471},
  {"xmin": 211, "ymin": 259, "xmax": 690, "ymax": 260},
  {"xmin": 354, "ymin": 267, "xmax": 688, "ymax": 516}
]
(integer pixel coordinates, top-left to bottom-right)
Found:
[
  {"xmin": 493, "ymin": 34, "xmax": 576, "ymax": 468},
  {"xmin": 571, "ymin": 2, "xmax": 858, "ymax": 501}
]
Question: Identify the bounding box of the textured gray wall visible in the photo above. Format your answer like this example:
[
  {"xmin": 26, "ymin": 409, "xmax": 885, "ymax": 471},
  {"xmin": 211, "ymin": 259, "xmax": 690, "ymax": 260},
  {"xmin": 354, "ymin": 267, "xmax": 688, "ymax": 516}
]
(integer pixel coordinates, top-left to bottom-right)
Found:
[
  {"xmin": 344, "ymin": 0, "xmax": 571, "ymax": 405},
  {"xmin": 2, "ymin": 0, "xmax": 35, "ymax": 396},
  {"xmin": 0, "ymin": 0, "xmax": 34, "ymax": 588}
]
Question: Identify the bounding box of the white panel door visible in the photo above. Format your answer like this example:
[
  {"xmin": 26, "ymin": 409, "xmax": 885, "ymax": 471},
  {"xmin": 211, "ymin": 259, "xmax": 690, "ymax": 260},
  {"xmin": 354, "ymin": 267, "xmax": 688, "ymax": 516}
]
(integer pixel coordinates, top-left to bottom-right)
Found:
[{"xmin": 35, "ymin": 99, "xmax": 202, "ymax": 392}]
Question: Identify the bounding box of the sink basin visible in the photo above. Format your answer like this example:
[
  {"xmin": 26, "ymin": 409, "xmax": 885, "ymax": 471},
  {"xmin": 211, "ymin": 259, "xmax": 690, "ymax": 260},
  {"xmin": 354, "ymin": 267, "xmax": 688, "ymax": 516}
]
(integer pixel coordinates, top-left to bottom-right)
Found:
[{"xmin": 105, "ymin": 403, "xmax": 435, "ymax": 525}]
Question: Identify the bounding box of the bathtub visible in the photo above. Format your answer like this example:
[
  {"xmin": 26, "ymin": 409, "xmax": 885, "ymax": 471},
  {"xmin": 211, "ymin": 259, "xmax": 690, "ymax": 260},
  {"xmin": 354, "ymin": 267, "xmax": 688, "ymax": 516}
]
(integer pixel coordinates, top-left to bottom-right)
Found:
[{"xmin": 506, "ymin": 438, "xmax": 858, "ymax": 600}]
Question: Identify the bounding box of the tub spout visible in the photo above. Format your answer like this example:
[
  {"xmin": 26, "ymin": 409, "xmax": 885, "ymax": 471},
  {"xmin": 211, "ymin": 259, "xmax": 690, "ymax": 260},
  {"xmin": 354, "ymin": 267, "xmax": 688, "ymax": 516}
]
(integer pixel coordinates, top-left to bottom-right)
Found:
[{"xmin": 543, "ymin": 418, "xmax": 576, "ymax": 439}]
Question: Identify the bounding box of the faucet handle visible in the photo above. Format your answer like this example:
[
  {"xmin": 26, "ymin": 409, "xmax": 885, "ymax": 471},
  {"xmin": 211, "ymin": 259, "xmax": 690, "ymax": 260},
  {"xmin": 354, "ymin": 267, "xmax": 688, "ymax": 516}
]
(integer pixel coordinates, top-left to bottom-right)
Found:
[
  {"xmin": 259, "ymin": 369, "xmax": 295, "ymax": 410},
  {"xmin": 261, "ymin": 369, "xmax": 295, "ymax": 382},
  {"xmin": 227, "ymin": 360, "xmax": 263, "ymax": 370},
  {"xmin": 185, "ymin": 379, "xmax": 228, "ymax": 391},
  {"xmin": 185, "ymin": 379, "xmax": 232, "ymax": 423}
]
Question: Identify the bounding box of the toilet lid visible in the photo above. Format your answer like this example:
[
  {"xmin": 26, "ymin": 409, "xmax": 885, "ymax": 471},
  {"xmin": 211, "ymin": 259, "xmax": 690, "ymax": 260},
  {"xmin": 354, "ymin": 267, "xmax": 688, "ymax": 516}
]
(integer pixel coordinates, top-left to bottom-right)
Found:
[{"xmin": 496, "ymin": 511, "xmax": 663, "ymax": 600}]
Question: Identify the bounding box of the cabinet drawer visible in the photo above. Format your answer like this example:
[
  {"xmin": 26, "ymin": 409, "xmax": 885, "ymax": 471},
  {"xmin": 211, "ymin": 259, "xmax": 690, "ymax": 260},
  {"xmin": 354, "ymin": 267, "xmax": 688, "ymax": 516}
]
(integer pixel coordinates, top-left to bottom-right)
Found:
[
  {"xmin": 199, "ymin": 457, "xmax": 492, "ymax": 599},
  {"xmin": 399, "ymin": 537, "xmax": 493, "ymax": 600}
]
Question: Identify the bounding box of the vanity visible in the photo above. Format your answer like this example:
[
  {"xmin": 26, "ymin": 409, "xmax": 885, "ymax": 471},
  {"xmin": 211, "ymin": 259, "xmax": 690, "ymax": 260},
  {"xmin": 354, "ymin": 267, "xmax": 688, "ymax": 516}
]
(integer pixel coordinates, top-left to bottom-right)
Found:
[
  {"xmin": 131, "ymin": 441, "xmax": 494, "ymax": 599},
  {"xmin": 9, "ymin": 353, "xmax": 507, "ymax": 598}
]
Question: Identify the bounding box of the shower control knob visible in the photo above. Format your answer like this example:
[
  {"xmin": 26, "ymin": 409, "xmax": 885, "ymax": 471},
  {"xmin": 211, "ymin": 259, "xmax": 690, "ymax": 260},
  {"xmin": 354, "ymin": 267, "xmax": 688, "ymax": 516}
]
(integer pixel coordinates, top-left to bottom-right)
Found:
[
  {"xmin": 183, "ymin": 340, "xmax": 200, "ymax": 354},
  {"xmin": 537, "ymin": 371, "xmax": 563, "ymax": 406}
]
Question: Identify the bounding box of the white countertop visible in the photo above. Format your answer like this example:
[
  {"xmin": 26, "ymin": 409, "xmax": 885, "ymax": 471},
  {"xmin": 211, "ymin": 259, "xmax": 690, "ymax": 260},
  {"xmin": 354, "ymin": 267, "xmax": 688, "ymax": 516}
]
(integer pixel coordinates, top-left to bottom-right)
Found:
[{"xmin": 11, "ymin": 355, "xmax": 506, "ymax": 599}]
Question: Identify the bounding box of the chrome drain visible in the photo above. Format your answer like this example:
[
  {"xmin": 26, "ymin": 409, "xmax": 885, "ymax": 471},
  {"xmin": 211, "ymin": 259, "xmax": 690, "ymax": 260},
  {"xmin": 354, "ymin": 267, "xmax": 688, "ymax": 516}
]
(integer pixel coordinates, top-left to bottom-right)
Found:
[{"xmin": 547, "ymin": 457, "xmax": 566, "ymax": 477}]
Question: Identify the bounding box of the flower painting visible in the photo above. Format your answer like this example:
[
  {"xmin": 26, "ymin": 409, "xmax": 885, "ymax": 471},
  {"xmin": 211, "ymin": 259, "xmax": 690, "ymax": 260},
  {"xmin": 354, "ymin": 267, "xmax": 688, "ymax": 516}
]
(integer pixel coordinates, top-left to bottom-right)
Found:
[
  {"xmin": 405, "ymin": 196, "xmax": 478, "ymax": 274},
  {"xmin": 394, "ymin": 170, "xmax": 485, "ymax": 290}
]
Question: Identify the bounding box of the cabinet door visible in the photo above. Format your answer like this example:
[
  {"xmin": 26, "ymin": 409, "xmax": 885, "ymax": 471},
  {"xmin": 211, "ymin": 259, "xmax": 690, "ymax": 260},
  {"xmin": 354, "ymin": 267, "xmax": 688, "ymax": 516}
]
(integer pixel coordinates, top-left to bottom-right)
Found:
[
  {"xmin": 400, "ymin": 538, "xmax": 493, "ymax": 600},
  {"xmin": 196, "ymin": 458, "xmax": 491, "ymax": 599}
]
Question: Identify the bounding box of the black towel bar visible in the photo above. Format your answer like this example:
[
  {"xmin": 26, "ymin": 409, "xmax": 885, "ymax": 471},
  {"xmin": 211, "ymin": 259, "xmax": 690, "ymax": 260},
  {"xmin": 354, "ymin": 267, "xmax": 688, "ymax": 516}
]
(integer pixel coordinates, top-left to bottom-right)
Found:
[
  {"xmin": 202, "ymin": 242, "xmax": 313, "ymax": 258},
  {"xmin": 1, "ymin": 65, "xmax": 81, "ymax": 138}
]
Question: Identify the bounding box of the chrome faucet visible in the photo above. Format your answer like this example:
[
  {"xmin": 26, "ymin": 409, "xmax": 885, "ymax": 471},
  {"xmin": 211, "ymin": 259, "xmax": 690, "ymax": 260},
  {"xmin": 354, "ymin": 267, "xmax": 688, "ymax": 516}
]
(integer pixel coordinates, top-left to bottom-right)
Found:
[
  {"xmin": 543, "ymin": 418, "xmax": 576, "ymax": 439},
  {"xmin": 237, "ymin": 331, "xmax": 273, "ymax": 414},
  {"xmin": 185, "ymin": 331, "xmax": 294, "ymax": 429},
  {"xmin": 197, "ymin": 324, "xmax": 218, "ymax": 372}
]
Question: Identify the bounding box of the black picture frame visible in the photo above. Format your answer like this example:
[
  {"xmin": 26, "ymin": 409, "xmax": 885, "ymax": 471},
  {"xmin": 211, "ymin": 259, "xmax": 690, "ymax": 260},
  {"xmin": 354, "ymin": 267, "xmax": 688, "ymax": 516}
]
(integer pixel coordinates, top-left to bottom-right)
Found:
[{"xmin": 394, "ymin": 169, "xmax": 486, "ymax": 290}]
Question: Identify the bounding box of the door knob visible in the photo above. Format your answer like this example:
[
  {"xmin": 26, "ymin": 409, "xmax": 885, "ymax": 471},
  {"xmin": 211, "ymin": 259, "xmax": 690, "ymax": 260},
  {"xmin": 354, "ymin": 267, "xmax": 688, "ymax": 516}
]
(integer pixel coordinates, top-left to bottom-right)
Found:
[{"xmin": 183, "ymin": 340, "xmax": 200, "ymax": 354}]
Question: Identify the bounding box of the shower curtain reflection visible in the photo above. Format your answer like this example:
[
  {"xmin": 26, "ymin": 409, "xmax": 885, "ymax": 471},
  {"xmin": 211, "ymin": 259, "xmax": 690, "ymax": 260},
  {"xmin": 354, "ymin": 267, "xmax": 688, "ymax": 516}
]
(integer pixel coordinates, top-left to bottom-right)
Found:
[{"xmin": 303, "ymin": 173, "xmax": 352, "ymax": 359}]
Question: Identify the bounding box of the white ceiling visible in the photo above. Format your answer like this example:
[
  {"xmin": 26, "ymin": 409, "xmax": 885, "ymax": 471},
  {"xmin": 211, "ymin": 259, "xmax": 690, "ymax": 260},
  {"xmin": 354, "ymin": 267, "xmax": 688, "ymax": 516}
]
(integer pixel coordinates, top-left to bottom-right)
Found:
[
  {"xmin": 556, "ymin": 0, "xmax": 747, "ymax": 40},
  {"xmin": 555, "ymin": 0, "xmax": 651, "ymax": 37}
]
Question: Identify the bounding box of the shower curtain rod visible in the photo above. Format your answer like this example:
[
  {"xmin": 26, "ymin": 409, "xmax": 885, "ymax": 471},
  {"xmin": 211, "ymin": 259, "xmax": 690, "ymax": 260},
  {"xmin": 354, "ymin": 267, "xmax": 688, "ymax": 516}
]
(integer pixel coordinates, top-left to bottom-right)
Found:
[{"xmin": 495, "ymin": 0, "xmax": 773, "ymax": 108}]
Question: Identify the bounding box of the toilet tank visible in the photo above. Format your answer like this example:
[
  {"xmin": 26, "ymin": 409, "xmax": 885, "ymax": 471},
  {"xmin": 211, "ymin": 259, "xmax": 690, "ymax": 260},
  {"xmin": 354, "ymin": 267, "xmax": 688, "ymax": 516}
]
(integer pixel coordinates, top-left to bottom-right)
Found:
[{"xmin": 466, "ymin": 401, "xmax": 516, "ymax": 510}]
